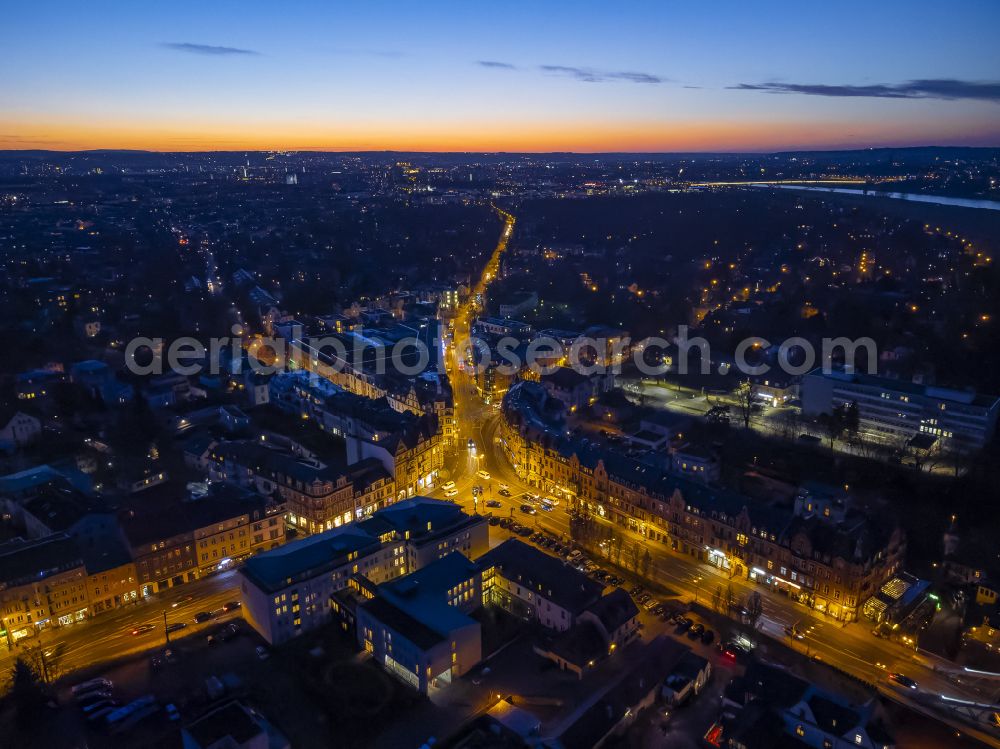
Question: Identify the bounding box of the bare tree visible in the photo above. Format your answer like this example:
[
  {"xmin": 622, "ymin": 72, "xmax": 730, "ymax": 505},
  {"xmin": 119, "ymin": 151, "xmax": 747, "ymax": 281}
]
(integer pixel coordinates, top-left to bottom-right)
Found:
[
  {"xmin": 734, "ymin": 381, "xmax": 754, "ymax": 429},
  {"xmin": 746, "ymin": 591, "xmax": 764, "ymax": 629},
  {"xmin": 726, "ymin": 583, "xmax": 737, "ymax": 612},
  {"xmin": 628, "ymin": 541, "xmax": 641, "ymax": 572}
]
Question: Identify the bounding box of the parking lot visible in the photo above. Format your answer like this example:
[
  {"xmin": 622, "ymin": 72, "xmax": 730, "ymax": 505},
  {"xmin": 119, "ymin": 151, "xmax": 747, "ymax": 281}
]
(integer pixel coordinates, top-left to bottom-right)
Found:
[{"xmin": 37, "ymin": 611, "xmax": 426, "ymax": 749}]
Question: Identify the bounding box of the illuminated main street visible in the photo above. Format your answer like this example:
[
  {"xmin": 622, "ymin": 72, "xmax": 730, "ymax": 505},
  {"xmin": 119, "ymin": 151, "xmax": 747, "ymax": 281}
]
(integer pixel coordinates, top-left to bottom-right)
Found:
[
  {"xmin": 439, "ymin": 207, "xmax": 1000, "ymax": 747},
  {"xmin": 0, "ymin": 571, "xmax": 241, "ymax": 683}
]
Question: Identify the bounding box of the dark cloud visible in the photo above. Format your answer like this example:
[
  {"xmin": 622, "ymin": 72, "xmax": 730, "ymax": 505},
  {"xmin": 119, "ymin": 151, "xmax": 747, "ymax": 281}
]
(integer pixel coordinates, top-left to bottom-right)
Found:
[
  {"xmin": 477, "ymin": 60, "xmax": 517, "ymax": 69},
  {"xmin": 539, "ymin": 65, "xmax": 664, "ymax": 84},
  {"xmin": 731, "ymin": 79, "xmax": 1000, "ymax": 102},
  {"xmin": 162, "ymin": 42, "xmax": 259, "ymax": 56}
]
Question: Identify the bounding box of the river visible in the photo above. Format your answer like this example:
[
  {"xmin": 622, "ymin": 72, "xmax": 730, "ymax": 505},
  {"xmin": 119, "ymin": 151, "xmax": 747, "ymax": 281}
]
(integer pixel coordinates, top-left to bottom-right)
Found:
[{"xmin": 750, "ymin": 183, "xmax": 1000, "ymax": 212}]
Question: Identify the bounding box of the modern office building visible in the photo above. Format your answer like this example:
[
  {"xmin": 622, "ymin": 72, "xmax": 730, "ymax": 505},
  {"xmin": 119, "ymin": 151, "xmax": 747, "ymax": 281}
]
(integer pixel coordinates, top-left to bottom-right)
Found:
[
  {"xmin": 239, "ymin": 497, "xmax": 488, "ymax": 644},
  {"xmin": 802, "ymin": 368, "xmax": 999, "ymax": 451},
  {"xmin": 357, "ymin": 551, "xmax": 482, "ymax": 694}
]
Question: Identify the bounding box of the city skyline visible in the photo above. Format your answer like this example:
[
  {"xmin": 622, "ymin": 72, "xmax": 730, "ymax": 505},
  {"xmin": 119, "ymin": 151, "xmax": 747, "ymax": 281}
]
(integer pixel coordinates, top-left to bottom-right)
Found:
[{"xmin": 3, "ymin": 0, "xmax": 1000, "ymax": 152}]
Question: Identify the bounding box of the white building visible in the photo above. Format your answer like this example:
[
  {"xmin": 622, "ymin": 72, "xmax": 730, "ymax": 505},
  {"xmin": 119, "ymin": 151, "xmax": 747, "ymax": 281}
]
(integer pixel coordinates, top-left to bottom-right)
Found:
[{"xmin": 802, "ymin": 368, "xmax": 999, "ymax": 451}]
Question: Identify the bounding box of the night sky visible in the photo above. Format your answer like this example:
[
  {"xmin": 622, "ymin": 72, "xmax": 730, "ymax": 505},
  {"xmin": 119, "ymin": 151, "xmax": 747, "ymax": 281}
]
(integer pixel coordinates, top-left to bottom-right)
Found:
[{"xmin": 3, "ymin": 0, "xmax": 999, "ymax": 151}]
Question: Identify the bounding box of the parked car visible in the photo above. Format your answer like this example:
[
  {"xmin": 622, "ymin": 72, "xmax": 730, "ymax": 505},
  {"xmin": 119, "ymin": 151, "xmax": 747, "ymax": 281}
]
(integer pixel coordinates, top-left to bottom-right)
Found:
[
  {"xmin": 194, "ymin": 611, "xmax": 214, "ymax": 623},
  {"xmin": 78, "ymin": 692, "xmax": 113, "ymax": 707},
  {"xmin": 701, "ymin": 629, "xmax": 715, "ymax": 645},
  {"xmin": 82, "ymin": 699, "xmax": 116, "ymax": 715},
  {"xmin": 72, "ymin": 678, "xmax": 113, "ymax": 697},
  {"xmin": 721, "ymin": 641, "xmax": 752, "ymax": 663},
  {"xmin": 687, "ymin": 623, "xmax": 706, "ymax": 639},
  {"xmin": 488, "ymin": 515, "xmax": 501, "ymax": 526},
  {"xmin": 86, "ymin": 705, "xmax": 120, "ymax": 723},
  {"xmin": 485, "ymin": 500, "xmax": 502, "ymax": 508},
  {"xmin": 166, "ymin": 622, "xmax": 187, "ymax": 634},
  {"xmin": 675, "ymin": 618, "xmax": 694, "ymax": 632}
]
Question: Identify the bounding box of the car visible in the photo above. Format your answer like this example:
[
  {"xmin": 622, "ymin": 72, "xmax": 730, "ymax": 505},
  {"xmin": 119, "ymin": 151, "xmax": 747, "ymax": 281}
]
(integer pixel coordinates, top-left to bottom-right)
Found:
[
  {"xmin": 444, "ymin": 488, "xmax": 458, "ymax": 498},
  {"xmin": 441, "ymin": 480, "xmax": 456, "ymax": 491},
  {"xmin": 171, "ymin": 595, "xmax": 194, "ymax": 608},
  {"xmin": 498, "ymin": 518, "xmax": 511, "ymax": 528},
  {"xmin": 477, "ymin": 470, "xmax": 492, "ymax": 481},
  {"xmin": 721, "ymin": 642, "xmax": 752, "ymax": 663},
  {"xmin": 608, "ymin": 575, "xmax": 623, "ymax": 586},
  {"xmin": 888, "ymin": 673, "xmax": 918, "ymax": 690},
  {"xmin": 220, "ymin": 622, "xmax": 241, "ymax": 641},
  {"xmin": 519, "ymin": 503, "xmax": 536, "ymax": 515},
  {"xmin": 72, "ymin": 678, "xmax": 113, "ymax": 697},
  {"xmin": 256, "ymin": 645, "xmax": 270, "ymax": 660},
  {"xmin": 194, "ymin": 611, "xmax": 215, "ymax": 623},
  {"xmin": 516, "ymin": 525, "xmax": 533, "ymax": 537},
  {"xmin": 87, "ymin": 705, "xmax": 120, "ymax": 723},
  {"xmin": 784, "ymin": 625, "xmax": 805, "ymax": 641},
  {"xmin": 675, "ymin": 618, "xmax": 693, "ymax": 632},
  {"xmin": 488, "ymin": 515, "xmax": 501, "ymax": 526},
  {"xmin": 701, "ymin": 629, "xmax": 715, "ymax": 645},
  {"xmin": 538, "ymin": 502, "xmax": 553, "ymax": 512},
  {"xmin": 687, "ymin": 623, "xmax": 706, "ymax": 639},
  {"xmin": 130, "ymin": 623, "xmax": 156, "ymax": 636},
  {"xmin": 651, "ymin": 602, "xmax": 665, "ymax": 615},
  {"xmin": 637, "ymin": 593, "xmax": 652, "ymax": 604},
  {"xmin": 166, "ymin": 622, "xmax": 187, "ymax": 633},
  {"xmin": 165, "ymin": 703, "xmax": 180, "ymax": 722},
  {"xmin": 78, "ymin": 691, "xmax": 113, "ymax": 707},
  {"xmin": 567, "ymin": 550, "xmax": 583, "ymax": 562},
  {"xmin": 485, "ymin": 499, "xmax": 502, "ymax": 508},
  {"xmin": 543, "ymin": 496, "xmax": 559, "ymax": 506},
  {"xmin": 644, "ymin": 598, "xmax": 659, "ymax": 611},
  {"xmin": 498, "ymin": 483, "xmax": 509, "ymax": 491},
  {"xmin": 498, "ymin": 488, "xmax": 511, "ymax": 497},
  {"xmin": 628, "ymin": 584, "xmax": 644, "ymax": 596},
  {"xmin": 81, "ymin": 699, "xmax": 115, "ymax": 714}
]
